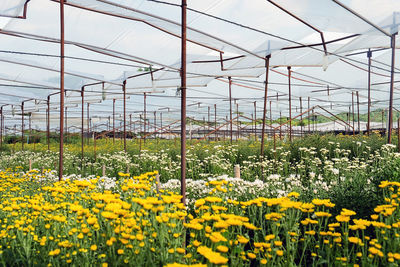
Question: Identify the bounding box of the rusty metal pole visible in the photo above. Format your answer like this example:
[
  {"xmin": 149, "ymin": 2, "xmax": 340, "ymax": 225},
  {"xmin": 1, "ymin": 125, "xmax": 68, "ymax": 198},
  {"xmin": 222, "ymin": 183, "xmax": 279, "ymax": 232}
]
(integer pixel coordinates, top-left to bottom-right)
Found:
[
  {"xmin": 228, "ymin": 77, "xmax": 233, "ymax": 144},
  {"xmin": 352, "ymin": 92, "xmax": 355, "ymax": 136},
  {"xmin": 279, "ymin": 111, "xmax": 282, "ymax": 139},
  {"xmin": 357, "ymin": 91, "xmax": 360, "ymax": 133},
  {"xmin": 388, "ymin": 33, "xmax": 397, "ymax": 144},
  {"xmin": 261, "ymin": 56, "xmax": 270, "ymax": 161},
  {"xmin": 236, "ymin": 103, "xmax": 239, "ymax": 140},
  {"xmin": 0, "ymin": 107, "xmax": 2, "ymax": 150},
  {"xmin": 87, "ymin": 103, "xmax": 90, "ymax": 144},
  {"xmin": 123, "ymin": 81, "xmax": 127, "ymax": 152},
  {"xmin": 270, "ymin": 100, "xmax": 274, "ymax": 142},
  {"xmin": 144, "ymin": 93, "xmax": 147, "ymax": 144},
  {"xmin": 160, "ymin": 112, "xmax": 163, "ymax": 139},
  {"xmin": 21, "ymin": 102, "xmax": 24, "ymax": 151},
  {"xmin": 47, "ymin": 96, "xmax": 50, "ymax": 150},
  {"xmin": 139, "ymin": 114, "xmax": 142, "ymax": 153},
  {"xmin": 254, "ymin": 101, "xmax": 257, "ymax": 141},
  {"xmin": 65, "ymin": 106, "xmax": 68, "ymax": 144},
  {"xmin": 208, "ymin": 106, "xmax": 210, "ymax": 140},
  {"xmin": 58, "ymin": 0, "xmax": 65, "ymax": 180},
  {"xmin": 180, "ymin": 0, "xmax": 187, "ymax": 205},
  {"xmin": 308, "ymin": 97, "xmax": 310, "ymax": 133},
  {"xmin": 367, "ymin": 49, "xmax": 372, "ymax": 135},
  {"xmin": 287, "ymin": 66, "xmax": 292, "ymax": 141},
  {"xmin": 396, "ymin": 116, "xmax": 400, "ymax": 151},
  {"xmin": 154, "ymin": 111, "xmax": 157, "ymax": 139},
  {"xmin": 113, "ymin": 98, "xmax": 115, "ymax": 144},
  {"xmin": 299, "ymin": 97, "xmax": 303, "ymax": 137},
  {"xmin": 81, "ymin": 87, "xmax": 84, "ymax": 164},
  {"xmin": 214, "ymin": 104, "xmax": 217, "ymax": 141}
]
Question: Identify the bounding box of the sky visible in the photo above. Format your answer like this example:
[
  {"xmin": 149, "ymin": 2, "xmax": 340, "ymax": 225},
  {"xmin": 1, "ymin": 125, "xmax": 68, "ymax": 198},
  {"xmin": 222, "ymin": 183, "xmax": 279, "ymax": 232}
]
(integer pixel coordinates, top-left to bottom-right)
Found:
[{"xmin": 0, "ymin": 0, "xmax": 399, "ymax": 132}]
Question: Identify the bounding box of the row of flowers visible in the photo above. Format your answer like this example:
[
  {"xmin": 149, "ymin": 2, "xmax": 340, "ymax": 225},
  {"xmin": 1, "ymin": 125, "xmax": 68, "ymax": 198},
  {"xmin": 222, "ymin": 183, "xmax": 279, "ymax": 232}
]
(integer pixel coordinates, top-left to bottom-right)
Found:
[{"xmin": 0, "ymin": 168, "xmax": 398, "ymax": 266}]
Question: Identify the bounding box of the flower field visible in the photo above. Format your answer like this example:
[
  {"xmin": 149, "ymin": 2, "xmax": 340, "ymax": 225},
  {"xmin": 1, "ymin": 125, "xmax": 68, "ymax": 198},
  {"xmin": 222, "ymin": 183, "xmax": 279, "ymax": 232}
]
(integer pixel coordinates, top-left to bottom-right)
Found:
[
  {"xmin": 0, "ymin": 168, "xmax": 399, "ymax": 266},
  {"xmin": 1, "ymin": 134, "xmax": 400, "ymax": 266}
]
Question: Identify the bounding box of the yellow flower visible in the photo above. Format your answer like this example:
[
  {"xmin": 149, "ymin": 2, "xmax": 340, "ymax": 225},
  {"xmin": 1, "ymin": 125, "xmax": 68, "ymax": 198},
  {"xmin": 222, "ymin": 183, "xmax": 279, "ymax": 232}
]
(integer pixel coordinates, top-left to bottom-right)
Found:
[
  {"xmin": 117, "ymin": 249, "xmax": 124, "ymax": 255},
  {"xmin": 90, "ymin": 245, "xmax": 97, "ymax": 251},
  {"xmin": 276, "ymin": 250, "xmax": 284, "ymax": 256},
  {"xmin": 217, "ymin": 245, "xmax": 228, "ymax": 253}
]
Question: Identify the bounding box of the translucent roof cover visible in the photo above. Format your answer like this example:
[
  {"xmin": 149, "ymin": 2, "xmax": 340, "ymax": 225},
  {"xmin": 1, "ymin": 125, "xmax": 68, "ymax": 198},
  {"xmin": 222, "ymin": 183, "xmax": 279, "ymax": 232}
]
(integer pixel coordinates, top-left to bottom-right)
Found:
[{"xmin": 0, "ymin": 0, "xmax": 398, "ymax": 133}]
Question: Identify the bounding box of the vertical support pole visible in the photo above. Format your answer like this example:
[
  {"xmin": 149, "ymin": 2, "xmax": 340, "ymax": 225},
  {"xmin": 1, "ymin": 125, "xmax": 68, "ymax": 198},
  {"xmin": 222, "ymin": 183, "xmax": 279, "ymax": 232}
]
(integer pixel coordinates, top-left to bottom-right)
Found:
[
  {"xmin": 357, "ymin": 91, "xmax": 360, "ymax": 133},
  {"xmin": 308, "ymin": 97, "xmax": 310, "ymax": 133},
  {"xmin": 21, "ymin": 102, "xmax": 24, "ymax": 151},
  {"xmin": 47, "ymin": 96, "xmax": 50, "ymax": 150},
  {"xmin": 113, "ymin": 98, "xmax": 115, "ymax": 144},
  {"xmin": 398, "ymin": 117, "xmax": 400, "ymax": 152},
  {"xmin": 123, "ymin": 81, "xmax": 127, "ymax": 152},
  {"xmin": 160, "ymin": 112, "xmax": 163, "ymax": 139},
  {"xmin": 81, "ymin": 87, "xmax": 84, "ymax": 164},
  {"xmin": 208, "ymin": 106, "xmax": 210, "ymax": 139},
  {"xmin": 367, "ymin": 49, "xmax": 372, "ymax": 135},
  {"xmin": 130, "ymin": 114, "xmax": 132, "ymax": 136},
  {"xmin": 261, "ymin": 55, "xmax": 270, "ymax": 162},
  {"xmin": 236, "ymin": 102, "xmax": 239, "ymax": 140},
  {"xmin": 287, "ymin": 66, "xmax": 292, "ymax": 141},
  {"xmin": 214, "ymin": 104, "xmax": 217, "ymax": 141},
  {"xmin": 144, "ymin": 93, "xmax": 147, "ymax": 144},
  {"xmin": 154, "ymin": 111, "xmax": 157, "ymax": 139},
  {"xmin": 65, "ymin": 106, "xmax": 67, "ymax": 144},
  {"xmin": 228, "ymin": 76, "xmax": 233, "ymax": 144},
  {"xmin": 59, "ymin": 0, "xmax": 65, "ymax": 180},
  {"xmin": 254, "ymin": 101, "xmax": 256, "ymax": 141},
  {"xmin": 29, "ymin": 112, "xmax": 31, "ymax": 145},
  {"xmin": 270, "ymin": 100, "xmax": 273, "ymax": 140},
  {"xmin": 388, "ymin": 33, "xmax": 397, "ymax": 144},
  {"xmin": 87, "ymin": 103, "xmax": 90, "ymax": 144},
  {"xmin": 279, "ymin": 111, "xmax": 282, "ymax": 139},
  {"xmin": 352, "ymin": 92, "xmax": 355, "ymax": 136},
  {"xmin": 180, "ymin": 0, "xmax": 187, "ymax": 205},
  {"xmin": 139, "ymin": 114, "xmax": 142, "ymax": 153},
  {"xmin": 0, "ymin": 106, "xmax": 2, "ymax": 150},
  {"xmin": 300, "ymin": 97, "xmax": 303, "ymax": 137}
]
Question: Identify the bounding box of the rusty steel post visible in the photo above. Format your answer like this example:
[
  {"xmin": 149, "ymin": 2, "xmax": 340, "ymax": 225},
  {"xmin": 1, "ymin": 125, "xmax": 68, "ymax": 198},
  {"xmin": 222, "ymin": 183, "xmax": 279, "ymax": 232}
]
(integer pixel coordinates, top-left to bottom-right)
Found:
[
  {"xmin": 254, "ymin": 101, "xmax": 257, "ymax": 141},
  {"xmin": 123, "ymin": 81, "xmax": 127, "ymax": 152},
  {"xmin": 65, "ymin": 106, "xmax": 68, "ymax": 144},
  {"xmin": 388, "ymin": 33, "xmax": 397, "ymax": 144},
  {"xmin": 351, "ymin": 92, "xmax": 355, "ymax": 136},
  {"xmin": 58, "ymin": 0, "xmax": 65, "ymax": 180},
  {"xmin": 261, "ymin": 55, "xmax": 270, "ymax": 161},
  {"xmin": 287, "ymin": 66, "xmax": 292, "ymax": 141},
  {"xmin": 81, "ymin": 87, "xmax": 84, "ymax": 164},
  {"xmin": 236, "ymin": 102, "xmax": 239, "ymax": 140},
  {"xmin": 279, "ymin": 111, "xmax": 282, "ymax": 139},
  {"xmin": 21, "ymin": 102, "xmax": 24, "ymax": 151},
  {"xmin": 87, "ymin": 103, "xmax": 90, "ymax": 144},
  {"xmin": 144, "ymin": 93, "xmax": 147, "ymax": 144},
  {"xmin": 308, "ymin": 97, "xmax": 310, "ymax": 133},
  {"xmin": 367, "ymin": 49, "xmax": 372, "ymax": 135},
  {"xmin": 300, "ymin": 97, "xmax": 303, "ymax": 137},
  {"xmin": 154, "ymin": 111, "xmax": 157, "ymax": 139},
  {"xmin": 214, "ymin": 104, "xmax": 217, "ymax": 141},
  {"xmin": 398, "ymin": 117, "xmax": 400, "ymax": 152},
  {"xmin": 139, "ymin": 114, "xmax": 142, "ymax": 153},
  {"xmin": 113, "ymin": 98, "xmax": 115, "ymax": 144},
  {"xmin": 357, "ymin": 91, "xmax": 360, "ymax": 133},
  {"xmin": 0, "ymin": 106, "xmax": 2, "ymax": 150},
  {"xmin": 180, "ymin": 0, "xmax": 187, "ymax": 205},
  {"xmin": 228, "ymin": 76, "xmax": 233, "ymax": 144},
  {"xmin": 208, "ymin": 106, "xmax": 210, "ymax": 139},
  {"xmin": 47, "ymin": 96, "xmax": 50, "ymax": 150}
]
